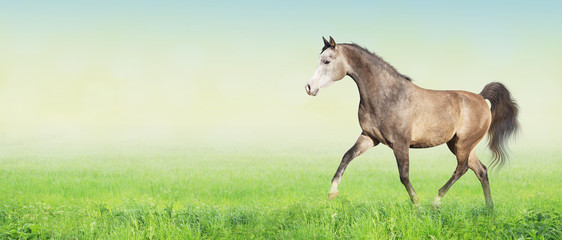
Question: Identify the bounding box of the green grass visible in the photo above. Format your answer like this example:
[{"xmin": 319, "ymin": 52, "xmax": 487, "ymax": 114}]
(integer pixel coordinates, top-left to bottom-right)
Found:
[{"xmin": 0, "ymin": 141, "xmax": 560, "ymax": 239}]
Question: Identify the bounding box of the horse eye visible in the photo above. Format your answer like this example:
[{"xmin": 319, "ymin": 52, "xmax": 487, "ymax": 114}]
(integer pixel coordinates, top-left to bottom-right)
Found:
[{"xmin": 324, "ymin": 60, "xmax": 331, "ymax": 64}]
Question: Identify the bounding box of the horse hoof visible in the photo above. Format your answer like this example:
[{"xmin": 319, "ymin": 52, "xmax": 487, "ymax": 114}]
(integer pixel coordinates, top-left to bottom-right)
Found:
[
  {"xmin": 413, "ymin": 203, "xmax": 424, "ymax": 212},
  {"xmin": 328, "ymin": 192, "xmax": 339, "ymax": 200},
  {"xmin": 431, "ymin": 201, "xmax": 441, "ymax": 209}
]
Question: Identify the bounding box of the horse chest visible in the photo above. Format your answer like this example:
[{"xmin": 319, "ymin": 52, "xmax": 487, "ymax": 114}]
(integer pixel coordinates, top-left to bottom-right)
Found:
[{"xmin": 358, "ymin": 110, "xmax": 393, "ymax": 145}]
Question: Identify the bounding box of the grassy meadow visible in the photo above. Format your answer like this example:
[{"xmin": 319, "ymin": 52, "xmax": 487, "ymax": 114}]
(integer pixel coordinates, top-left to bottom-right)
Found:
[
  {"xmin": 0, "ymin": 139, "xmax": 560, "ymax": 239},
  {"xmin": 2, "ymin": 1, "xmax": 562, "ymax": 239}
]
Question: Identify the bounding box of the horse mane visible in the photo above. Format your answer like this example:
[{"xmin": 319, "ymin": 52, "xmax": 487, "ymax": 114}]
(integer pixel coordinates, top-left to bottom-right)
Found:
[{"xmin": 343, "ymin": 43, "xmax": 412, "ymax": 82}]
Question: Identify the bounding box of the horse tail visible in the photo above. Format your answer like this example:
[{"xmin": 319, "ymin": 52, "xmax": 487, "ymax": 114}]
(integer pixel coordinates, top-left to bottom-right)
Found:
[{"xmin": 479, "ymin": 82, "xmax": 519, "ymax": 170}]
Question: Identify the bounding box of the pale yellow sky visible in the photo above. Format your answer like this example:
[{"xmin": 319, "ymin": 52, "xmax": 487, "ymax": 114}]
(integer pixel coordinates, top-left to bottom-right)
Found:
[{"xmin": 0, "ymin": 1, "xmax": 560, "ymax": 147}]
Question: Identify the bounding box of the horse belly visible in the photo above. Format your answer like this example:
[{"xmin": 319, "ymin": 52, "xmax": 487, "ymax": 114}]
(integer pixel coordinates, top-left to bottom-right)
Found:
[{"xmin": 410, "ymin": 121, "xmax": 456, "ymax": 148}]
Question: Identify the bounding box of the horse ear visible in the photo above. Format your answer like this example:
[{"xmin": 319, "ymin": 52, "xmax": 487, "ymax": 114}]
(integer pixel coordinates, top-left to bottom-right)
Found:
[
  {"xmin": 329, "ymin": 36, "xmax": 336, "ymax": 48},
  {"xmin": 323, "ymin": 36, "xmax": 330, "ymax": 48}
]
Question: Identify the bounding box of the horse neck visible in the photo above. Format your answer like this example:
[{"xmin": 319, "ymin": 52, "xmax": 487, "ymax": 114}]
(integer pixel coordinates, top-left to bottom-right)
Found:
[{"xmin": 343, "ymin": 47, "xmax": 410, "ymax": 105}]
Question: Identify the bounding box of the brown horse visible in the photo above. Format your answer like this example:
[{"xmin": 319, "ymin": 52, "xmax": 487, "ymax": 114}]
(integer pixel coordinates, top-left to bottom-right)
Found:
[{"xmin": 305, "ymin": 37, "xmax": 519, "ymax": 208}]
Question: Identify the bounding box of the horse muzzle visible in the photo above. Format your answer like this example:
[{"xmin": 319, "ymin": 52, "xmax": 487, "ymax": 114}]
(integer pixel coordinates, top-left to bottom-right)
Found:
[{"xmin": 305, "ymin": 84, "xmax": 319, "ymax": 96}]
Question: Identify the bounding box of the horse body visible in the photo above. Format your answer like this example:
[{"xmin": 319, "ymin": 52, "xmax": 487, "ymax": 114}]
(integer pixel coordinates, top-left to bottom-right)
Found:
[{"xmin": 306, "ymin": 37, "xmax": 518, "ymax": 208}]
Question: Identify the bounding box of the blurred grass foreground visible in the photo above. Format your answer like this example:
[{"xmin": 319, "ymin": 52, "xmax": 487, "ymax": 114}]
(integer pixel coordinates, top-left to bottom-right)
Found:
[{"xmin": 0, "ymin": 139, "xmax": 560, "ymax": 239}]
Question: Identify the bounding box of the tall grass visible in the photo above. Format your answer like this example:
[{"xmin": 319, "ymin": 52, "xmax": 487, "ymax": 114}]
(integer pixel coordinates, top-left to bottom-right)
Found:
[{"xmin": 0, "ymin": 141, "xmax": 560, "ymax": 239}]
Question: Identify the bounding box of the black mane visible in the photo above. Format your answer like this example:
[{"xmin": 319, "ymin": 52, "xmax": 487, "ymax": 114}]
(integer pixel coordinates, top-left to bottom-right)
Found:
[{"xmin": 345, "ymin": 43, "xmax": 412, "ymax": 82}]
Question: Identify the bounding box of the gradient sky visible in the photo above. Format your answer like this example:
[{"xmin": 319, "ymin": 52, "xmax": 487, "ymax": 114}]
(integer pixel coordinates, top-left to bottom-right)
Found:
[{"xmin": 1, "ymin": 1, "xmax": 561, "ymax": 147}]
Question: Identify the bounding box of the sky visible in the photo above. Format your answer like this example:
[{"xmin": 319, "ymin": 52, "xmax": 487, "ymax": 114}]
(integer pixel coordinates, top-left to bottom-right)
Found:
[{"xmin": 1, "ymin": 1, "xmax": 561, "ymax": 148}]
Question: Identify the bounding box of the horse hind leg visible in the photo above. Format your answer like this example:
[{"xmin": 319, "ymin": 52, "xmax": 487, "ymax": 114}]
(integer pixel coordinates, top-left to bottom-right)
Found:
[
  {"xmin": 432, "ymin": 140, "xmax": 470, "ymax": 208},
  {"xmin": 468, "ymin": 150, "xmax": 493, "ymax": 208}
]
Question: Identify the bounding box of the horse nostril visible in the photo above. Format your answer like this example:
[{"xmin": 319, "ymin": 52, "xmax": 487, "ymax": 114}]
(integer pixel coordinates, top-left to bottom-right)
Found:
[{"xmin": 305, "ymin": 84, "xmax": 311, "ymax": 93}]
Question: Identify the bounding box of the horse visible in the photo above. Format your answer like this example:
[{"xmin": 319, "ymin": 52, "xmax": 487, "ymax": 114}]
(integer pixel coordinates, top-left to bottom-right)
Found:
[{"xmin": 305, "ymin": 37, "xmax": 519, "ymax": 208}]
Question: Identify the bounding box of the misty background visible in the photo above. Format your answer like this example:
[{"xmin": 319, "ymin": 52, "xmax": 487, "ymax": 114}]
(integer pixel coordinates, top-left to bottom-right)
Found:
[{"xmin": 1, "ymin": 1, "xmax": 561, "ymax": 151}]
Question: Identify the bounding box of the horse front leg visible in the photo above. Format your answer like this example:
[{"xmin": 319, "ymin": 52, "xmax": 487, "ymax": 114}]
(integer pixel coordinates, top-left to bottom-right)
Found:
[
  {"xmin": 393, "ymin": 143, "xmax": 420, "ymax": 205},
  {"xmin": 329, "ymin": 133, "xmax": 378, "ymax": 200}
]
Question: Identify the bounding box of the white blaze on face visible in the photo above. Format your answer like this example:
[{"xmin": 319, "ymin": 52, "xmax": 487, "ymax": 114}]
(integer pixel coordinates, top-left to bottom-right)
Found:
[{"xmin": 305, "ymin": 48, "xmax": 347, "ymax": 96}]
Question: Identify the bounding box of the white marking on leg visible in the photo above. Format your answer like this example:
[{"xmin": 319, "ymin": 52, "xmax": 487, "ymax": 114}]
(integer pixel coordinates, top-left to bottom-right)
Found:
[
  {"xmin": 432, "ymin": 196, "xmax": 442, "ymax": 208},
  {"xmin": 328, "ymin": 179, "xmax": 340, "ymax": 200},
  {"xmin": 329, "ymin": 180, "xmax": 339, "ymax": 194}
]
